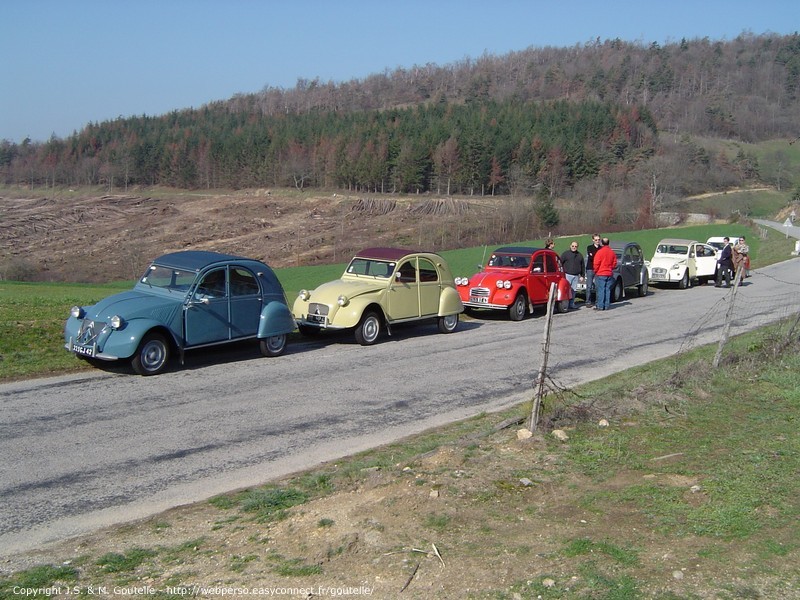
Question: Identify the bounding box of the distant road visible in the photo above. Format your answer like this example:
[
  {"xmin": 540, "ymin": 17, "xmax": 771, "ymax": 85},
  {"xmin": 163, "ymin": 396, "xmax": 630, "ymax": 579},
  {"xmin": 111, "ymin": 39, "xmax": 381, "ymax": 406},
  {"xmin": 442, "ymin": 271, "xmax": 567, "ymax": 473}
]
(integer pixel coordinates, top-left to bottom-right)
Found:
[
  {"xmin": 754, "ymin": 218, "xmax": 800, "ymax": 240},
  {"xmin": 1, "ymin": 259, "xmax": 799, "ymax": 560}
]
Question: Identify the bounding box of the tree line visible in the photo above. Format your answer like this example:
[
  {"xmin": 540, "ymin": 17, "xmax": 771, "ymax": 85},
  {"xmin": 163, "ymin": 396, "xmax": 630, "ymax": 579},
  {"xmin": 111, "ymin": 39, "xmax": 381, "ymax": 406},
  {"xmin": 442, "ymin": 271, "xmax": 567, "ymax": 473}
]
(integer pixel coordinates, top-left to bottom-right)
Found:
[{"xmin": 1, "ymin": 32, "xmax": 798, "ymax": 206}]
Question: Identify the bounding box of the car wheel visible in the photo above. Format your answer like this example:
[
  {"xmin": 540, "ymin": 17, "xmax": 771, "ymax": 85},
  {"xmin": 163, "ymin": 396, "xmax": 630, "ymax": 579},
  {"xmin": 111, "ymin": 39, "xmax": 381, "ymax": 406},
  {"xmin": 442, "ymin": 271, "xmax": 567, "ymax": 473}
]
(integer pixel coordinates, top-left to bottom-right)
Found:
[
  {"xmin": 637, "ymin": 277, "xmax": 648, "ymax": 297},
  {"xmin": 611, "ymin": 279, "xmax": 623, "ymax": 303},
  {"xmin": 354, "ymin": 311, "xmax": 381, "ymax": 345},
  {"xmin": 438, "ymin": 313, "xmax": 459, "ymax": 333},
  {"xmin": 554, "ymin": 299, "xmax": 570, "ymax": 314},
  {"xmin": 131, "ymin": 332, "xmax": 169, "ymax": 376},
  {"xmin": 508, "ymin": 293, "xmax": 527, "ymax": 321},
  {"xmin": 259, "ymin": 334, "xmax": 287, "ymax": 357},
  {"xmin": 678, "ymin": 272, "xmax": 689, "ymax": 289}
]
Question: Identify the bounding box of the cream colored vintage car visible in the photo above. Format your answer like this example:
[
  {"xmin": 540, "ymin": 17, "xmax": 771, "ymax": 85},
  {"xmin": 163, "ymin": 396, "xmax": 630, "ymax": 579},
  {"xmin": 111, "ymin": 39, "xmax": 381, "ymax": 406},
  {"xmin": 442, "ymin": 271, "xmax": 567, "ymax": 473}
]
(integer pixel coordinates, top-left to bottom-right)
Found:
[
  {"xmin": 647, "ymin": 238, "xmax": 718, "ymax": 288},
  {"xmin": 293, "ymin": 247, "xmax": 464, "ymax": 345}
]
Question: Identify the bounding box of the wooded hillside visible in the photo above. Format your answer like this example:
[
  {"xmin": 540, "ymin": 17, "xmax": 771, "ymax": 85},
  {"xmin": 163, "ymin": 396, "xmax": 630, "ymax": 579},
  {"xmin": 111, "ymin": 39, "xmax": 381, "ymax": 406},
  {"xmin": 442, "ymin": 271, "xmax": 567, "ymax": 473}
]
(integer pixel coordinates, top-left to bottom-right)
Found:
[{"xmin": 2, "ymin": 33, "xmax": 799, "ymax": 222}]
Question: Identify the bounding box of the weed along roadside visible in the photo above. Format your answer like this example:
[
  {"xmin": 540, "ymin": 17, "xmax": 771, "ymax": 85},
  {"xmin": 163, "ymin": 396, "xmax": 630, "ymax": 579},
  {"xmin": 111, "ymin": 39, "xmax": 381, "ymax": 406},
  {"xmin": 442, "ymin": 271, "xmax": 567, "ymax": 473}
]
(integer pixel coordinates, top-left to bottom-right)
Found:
[{"xmin": 2, "ymin": 320, "xmax": 799, "ymax": 598}]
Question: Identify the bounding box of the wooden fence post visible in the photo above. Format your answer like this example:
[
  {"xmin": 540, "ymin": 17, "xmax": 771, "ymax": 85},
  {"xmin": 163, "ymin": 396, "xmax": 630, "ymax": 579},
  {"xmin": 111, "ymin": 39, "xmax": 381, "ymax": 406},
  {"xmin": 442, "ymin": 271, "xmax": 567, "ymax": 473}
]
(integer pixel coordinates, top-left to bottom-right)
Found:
[{"xmin": 529, "ymin": 282, "xmax": 556, "ymax": 431}]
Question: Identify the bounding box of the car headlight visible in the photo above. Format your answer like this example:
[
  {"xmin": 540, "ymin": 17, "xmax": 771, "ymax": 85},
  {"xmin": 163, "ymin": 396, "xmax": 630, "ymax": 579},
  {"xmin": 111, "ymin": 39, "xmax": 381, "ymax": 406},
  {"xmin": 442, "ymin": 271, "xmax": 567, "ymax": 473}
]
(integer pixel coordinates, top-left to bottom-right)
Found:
[
  {"xmin": 299, "ymin": 289, "xmax": 310, "ymax": 301},
  {"xmin": 496, "ymin": 280, "xmax": 505, "ymax": 288},
  {"xmin": 504, "ymin": 281, "xmax": 512, "ymax": 289},
  {"xmin": 337, "ymin": 294, "xmax": 349, "ymax": 307},
  {"xmin": 70, "ymin": 306, "xmax": 85, "ymax": 319},
  {"xmin": 109, "ymin": 315, "xmax": 125, "ymax": 329}
]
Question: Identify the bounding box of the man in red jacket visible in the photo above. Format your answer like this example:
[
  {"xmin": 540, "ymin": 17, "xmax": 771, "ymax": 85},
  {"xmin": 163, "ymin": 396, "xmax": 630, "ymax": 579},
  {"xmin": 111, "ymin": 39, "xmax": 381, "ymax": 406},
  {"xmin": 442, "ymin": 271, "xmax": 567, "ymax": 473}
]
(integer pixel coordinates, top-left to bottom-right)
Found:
[{"xmin": 593, "ymin": 237, "xmax": 618, "ymax": 311}]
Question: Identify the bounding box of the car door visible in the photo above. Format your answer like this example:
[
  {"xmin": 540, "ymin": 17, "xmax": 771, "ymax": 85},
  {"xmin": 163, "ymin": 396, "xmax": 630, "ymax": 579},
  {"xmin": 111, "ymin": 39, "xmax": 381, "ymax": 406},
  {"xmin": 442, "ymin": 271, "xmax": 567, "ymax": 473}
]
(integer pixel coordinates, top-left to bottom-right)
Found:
[
  {"xmin": 695, "ymin": 244, "xmax": 718, "ymax": 278},
  {"xmin": 185, "ymin": 267, "xmax": 230, "ymax": 345},
  {"xmin": 228, "ymin": 266, "xmax": 262, "ymax": 339},
  {"xmin": 525, "ymin": 251, "xmax": 550, "ymax": 302},
  {"xmin": 387, "ymin": 258, "xmax": 421, "ymax": 320},
  {"xmin": 417, "ymin": 257, "xmax": 440, "ymax": 317},
  {"xmin": 620, "ymin": 245, "xmax": 639, "ymax": 287}
]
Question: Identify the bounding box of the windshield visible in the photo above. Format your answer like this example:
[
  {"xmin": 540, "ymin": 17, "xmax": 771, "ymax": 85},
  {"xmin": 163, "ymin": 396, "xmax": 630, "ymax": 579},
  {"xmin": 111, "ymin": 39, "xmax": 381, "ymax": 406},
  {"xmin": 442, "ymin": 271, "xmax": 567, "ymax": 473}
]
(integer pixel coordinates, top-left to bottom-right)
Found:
[
  {"xmin": 140, "ymin": 264, "xmax": 197, "ymax": 291},
  {"xmin": 345, "ymin": 258, "xmax": 396, "ymax": 278},
  {"xmin": 488, "ymin": 254, "xmax": 530, "ymax": 269},
  {"xmin": 656, "ymin": 244, "xmax": 688, "ymax": 255}
]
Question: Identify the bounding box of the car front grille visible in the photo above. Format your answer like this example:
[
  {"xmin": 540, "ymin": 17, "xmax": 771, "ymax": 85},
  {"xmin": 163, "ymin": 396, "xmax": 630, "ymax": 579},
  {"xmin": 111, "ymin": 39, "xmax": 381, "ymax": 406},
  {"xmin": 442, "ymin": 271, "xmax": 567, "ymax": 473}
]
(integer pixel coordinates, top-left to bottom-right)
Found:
[
  {"xmin": 77, "ymin": 320, "xmax": 106, "ymax": 345},
  {"xmin": 308, "ymin": 303, "xmax": 329, "ymax": 316},
  {"xmin": 651, "ymin": 267, "xmax": 667, "ymax": 276},
  {"xmin": 469, "ymin": 287, "xmax": 490, "ymax": 298}
]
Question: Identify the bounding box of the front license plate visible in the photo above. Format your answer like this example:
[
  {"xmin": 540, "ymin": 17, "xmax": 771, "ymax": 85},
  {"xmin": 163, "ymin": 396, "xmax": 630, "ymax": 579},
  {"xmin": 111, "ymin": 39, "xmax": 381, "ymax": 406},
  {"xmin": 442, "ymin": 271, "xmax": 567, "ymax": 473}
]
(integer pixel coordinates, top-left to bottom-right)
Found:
[
  {"xmin": 308, "ymin": 314, "xmax": 326, "ymax": 324},
  {"xmin": 71, "ymin": 342, "xmax": 96, "ymax": 357},
  {"xmin": 469, "ymin": 296, "xmax": 488, "ymax": 304}
]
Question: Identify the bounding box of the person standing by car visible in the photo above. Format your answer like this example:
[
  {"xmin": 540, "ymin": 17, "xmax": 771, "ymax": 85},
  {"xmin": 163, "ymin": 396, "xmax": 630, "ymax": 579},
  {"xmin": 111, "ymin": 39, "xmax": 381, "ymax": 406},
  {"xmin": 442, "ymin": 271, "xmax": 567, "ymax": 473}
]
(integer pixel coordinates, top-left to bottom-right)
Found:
[
  {"xmin": 733, "ymin": 235, "xmax": 749, "ymax": 279},
  {"xmin": 592, "ymin": 237, "xmax": 617, "ymax": 311},
  {"xmin": 715, "ymin": 237, "xmax": 733, "ymax": 288},
  {"xmin": 584, "ymin": 234, "xmax": 602, "ymax": 306},
  {"xmin": 545, "ymin": 238, "xmax": 555, "ymax": 250},
  {"xmin": 560, "ymin": 241, "xmax": 585, "ymax": 310}
]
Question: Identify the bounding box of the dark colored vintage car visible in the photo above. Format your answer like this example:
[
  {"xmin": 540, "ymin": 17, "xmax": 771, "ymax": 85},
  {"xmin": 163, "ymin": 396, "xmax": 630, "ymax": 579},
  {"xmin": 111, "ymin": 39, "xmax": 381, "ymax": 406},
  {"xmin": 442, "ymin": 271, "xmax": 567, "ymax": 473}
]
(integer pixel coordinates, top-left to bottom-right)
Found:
[
  {"xmin": 64, "ymin": 251, "xmax": 296, "ymax": 375},
  {"xmin": 292, "ymin": 247, "xmax": 463, "ymax": 345},
  {"xmin": 455, "ymin": 246, "xmax": 573, "ymax": 319},
  {"xmin": 578, "ymin": 241, "xmax": 649, "ymax": 301},
  {"xmin": 609, "ymin": 240, "xmax": 650, "ymax": 301}
]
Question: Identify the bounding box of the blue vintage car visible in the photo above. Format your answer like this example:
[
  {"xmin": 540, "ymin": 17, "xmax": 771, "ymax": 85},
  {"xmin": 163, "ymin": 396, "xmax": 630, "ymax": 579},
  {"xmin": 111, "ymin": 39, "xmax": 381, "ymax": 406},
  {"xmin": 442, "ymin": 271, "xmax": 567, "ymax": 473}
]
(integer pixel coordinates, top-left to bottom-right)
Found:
[{"xmin": 64, "ymin": 251, "xmax": 295, "ymax": 375}]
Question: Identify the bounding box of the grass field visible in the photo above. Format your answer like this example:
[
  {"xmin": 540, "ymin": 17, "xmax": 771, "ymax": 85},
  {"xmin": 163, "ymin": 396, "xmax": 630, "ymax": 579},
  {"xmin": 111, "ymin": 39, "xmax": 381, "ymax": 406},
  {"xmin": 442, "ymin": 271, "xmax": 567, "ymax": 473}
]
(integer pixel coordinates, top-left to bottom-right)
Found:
[{"xmin": 0, "ymin": 223, "xmax": 794, "ymax": 381}]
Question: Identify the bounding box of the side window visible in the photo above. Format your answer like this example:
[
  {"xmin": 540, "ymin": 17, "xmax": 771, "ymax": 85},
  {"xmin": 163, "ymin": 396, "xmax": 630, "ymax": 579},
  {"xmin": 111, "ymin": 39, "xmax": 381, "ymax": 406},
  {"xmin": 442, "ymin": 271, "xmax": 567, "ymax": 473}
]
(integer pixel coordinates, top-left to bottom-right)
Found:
[
  {"xmin": 418, "ymin": 258, "xmax": 439, "ymax": 282},
  {"xmin": 196, "ymin": 268, "xmax": 227, "ymax": 298},
  {"xmin": 532, "ymin": 254, "xmax": 545, "ymax": 273},
  {"xmin": 229, "ymin": 267, "xmax": 259, "ymax": 296},
  {"xmin": 397, "ymin": 260, "xmax": 417, "ymax": 283}
]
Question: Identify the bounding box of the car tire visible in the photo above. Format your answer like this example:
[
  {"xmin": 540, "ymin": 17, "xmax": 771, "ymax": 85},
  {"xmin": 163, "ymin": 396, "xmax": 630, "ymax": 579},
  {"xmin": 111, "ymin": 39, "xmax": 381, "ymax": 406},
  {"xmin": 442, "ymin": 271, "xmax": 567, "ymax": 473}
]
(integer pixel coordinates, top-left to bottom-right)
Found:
[
  {"xmin": 259, "ymin": 334, "xmax": 287, "ymax": 357},
  {"xmin": 438, "ymin": 313, "xmax": 459, "ymax": 333},
  {"xmin": 637, "ymin": 277, "xmax": 648, "ymax": 297},
  {"xmin": 678, "ymin": 272, "xmax": 690, "ymax": 289},
  {"xmin": 354, "ymin": 311, "xmax": 381, "ymax": 345},
  {"xmin": 131, "ymin": 332, "xmax": 170, "ymax": 376},
  {"xmin": 611, "ymin": 279, "xmax": 623, "ymax": 303},
  {"xmin": 554, "ymin": 299, "xmax": 570, "ymax": 314},
  {"xmin": 508, "ymin": 293, "xmax": 527, "ymax": 321}
]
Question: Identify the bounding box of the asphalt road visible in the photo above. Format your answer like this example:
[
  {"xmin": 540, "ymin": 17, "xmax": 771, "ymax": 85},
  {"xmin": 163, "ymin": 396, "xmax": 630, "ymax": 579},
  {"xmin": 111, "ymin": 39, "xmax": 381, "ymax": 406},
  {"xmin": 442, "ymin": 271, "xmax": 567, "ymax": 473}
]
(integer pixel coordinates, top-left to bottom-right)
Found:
[{"xmin": 1, "ymin": 258, "xmax": 798, "ymax": 558}]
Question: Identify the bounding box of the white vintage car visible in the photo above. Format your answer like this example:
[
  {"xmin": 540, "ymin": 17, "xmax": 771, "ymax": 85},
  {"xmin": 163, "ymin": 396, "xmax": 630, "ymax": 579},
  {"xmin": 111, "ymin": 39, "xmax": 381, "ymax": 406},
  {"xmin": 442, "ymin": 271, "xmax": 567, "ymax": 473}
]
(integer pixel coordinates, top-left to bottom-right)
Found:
[{"xmin": 647, "ymin": 238, "xmax": 719, "ymax": 288}]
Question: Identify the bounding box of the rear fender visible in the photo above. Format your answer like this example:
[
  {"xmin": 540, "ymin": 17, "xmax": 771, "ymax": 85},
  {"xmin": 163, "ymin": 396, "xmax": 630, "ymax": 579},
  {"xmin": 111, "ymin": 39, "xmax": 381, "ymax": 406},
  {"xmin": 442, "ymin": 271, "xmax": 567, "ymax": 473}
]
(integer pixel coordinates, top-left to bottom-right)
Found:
[
  {"xmin": 438, "ymin": 286, "xmax": 465, "ymax": 315},
  {"xmin": 258, "ymin": 301, "xmax": 296, "ymax": 337}
]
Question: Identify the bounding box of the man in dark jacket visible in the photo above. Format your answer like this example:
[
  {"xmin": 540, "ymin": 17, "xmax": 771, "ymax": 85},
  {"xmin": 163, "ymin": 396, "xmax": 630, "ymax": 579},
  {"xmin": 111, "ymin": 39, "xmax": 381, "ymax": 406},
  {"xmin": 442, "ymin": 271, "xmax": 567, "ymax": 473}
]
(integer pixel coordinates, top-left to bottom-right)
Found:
[
  {"xmin": 560, "ymin": 241, "xmax": 585, "ymax": 310},
  {"xmin": 715, "ymin": 237, "xmax": 733, "ymax": 287}
]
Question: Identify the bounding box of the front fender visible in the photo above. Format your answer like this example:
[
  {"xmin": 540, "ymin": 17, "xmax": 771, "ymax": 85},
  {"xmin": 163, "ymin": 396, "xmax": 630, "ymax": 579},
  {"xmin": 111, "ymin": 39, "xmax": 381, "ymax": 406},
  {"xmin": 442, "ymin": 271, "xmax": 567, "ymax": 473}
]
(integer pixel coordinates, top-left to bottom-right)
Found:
[
  {"xmin": 100, "ymin": 318, "xmax": 177, "ymax": 359},
  {"xmin": 331, "ymin": 297, "xmax": 381, "ymax": 328},
  {"xmin": 438, "ymin": 286, "xmax": 464, "ymax": 315},
  {"xmin": 258, "ymin": 301, "xmax": 296, "ymax": 337}
]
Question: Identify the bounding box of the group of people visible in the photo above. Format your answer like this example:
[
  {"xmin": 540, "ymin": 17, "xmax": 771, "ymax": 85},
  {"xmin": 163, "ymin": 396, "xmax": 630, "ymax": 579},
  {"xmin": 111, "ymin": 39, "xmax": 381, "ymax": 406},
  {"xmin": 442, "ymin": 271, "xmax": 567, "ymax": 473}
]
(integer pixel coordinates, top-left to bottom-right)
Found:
[
  {"xmin": 714, "ymin": 236, "xmax": 749, "ymax": 287},
  {"xmin": 553, "ymin": 234, "xmax": 618, "ymax": 311}
]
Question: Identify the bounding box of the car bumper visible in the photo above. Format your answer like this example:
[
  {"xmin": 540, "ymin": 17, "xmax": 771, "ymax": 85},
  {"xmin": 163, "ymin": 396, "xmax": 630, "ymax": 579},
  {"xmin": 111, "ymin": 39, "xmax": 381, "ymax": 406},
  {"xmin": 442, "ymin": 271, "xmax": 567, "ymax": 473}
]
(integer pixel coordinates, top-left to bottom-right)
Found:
[
  {"xmin": 295, "ymin": 316, "xmax": 347, "ymax": 331},
  {"xmin": 462, "ymin": 300, "xmax": 511, "ymax": 310}
]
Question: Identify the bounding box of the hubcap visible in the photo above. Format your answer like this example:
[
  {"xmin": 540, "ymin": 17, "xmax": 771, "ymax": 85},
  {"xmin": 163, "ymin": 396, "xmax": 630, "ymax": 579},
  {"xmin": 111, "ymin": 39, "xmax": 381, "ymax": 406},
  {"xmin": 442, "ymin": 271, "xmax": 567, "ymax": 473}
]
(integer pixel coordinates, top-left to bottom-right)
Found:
[
  {"xmin": 142, "ymin": 341, "xmax": 165, "ymax": 371},
  {"xmin": 265, "ymin": 334, "xmax": 285, "ymax": 353},
  {"xmin": 362, "ymin": 317, "xmax": 379, "ymax": 342}
]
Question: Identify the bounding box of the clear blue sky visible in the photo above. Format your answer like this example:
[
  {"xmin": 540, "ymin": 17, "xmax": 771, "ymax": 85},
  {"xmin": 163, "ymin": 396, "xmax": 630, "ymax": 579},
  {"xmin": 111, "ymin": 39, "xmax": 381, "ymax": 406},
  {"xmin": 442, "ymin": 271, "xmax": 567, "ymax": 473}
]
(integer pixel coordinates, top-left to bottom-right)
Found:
[{"xmin": 1, "ymin": 0, "xmax": 798, "ymax": 142}]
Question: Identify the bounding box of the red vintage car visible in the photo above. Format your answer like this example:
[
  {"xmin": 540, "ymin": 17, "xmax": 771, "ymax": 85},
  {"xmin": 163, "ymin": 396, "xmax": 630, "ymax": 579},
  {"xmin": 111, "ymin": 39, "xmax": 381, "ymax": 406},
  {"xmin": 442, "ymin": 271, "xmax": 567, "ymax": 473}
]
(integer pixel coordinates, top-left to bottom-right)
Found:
[{"xmin": 455, "ymin": 246, "xmax": 573, "ymax": 320}]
